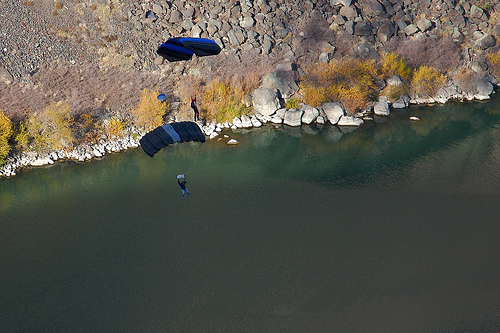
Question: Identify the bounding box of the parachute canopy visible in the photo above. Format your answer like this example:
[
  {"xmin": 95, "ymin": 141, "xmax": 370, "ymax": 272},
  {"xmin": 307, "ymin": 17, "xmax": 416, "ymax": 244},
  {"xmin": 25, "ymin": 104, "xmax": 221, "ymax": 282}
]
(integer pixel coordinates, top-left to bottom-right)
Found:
[
  {"xmin": 139, "ymin": 121, "xmax": 206, "ymax": 157},
  {"xmin": 157, "ymin": 37, "xmax": 221, "ymax": 62}
]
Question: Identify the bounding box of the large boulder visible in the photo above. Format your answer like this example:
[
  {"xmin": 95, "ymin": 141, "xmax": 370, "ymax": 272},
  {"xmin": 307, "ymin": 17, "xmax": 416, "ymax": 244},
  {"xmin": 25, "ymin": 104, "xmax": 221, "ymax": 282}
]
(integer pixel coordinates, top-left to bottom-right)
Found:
[
  {"xmin": 337, "ymin": 116, "xmax": 364, "ymax": 126},
  {"xmin": 320, "ymin": 102, "xmax": 345, "ymax": 125},
  {"xmin": 240, "ymin": 114, "xmax": 253, "ymax": 128},
  {"xmin": 252, "ymin": 88, "xmax": 283, "ymax": 116},
  {"xmin": 474, "ymin": 80, "xmax": 494, "ymax": 100},
  {"xmin": 300, "ymin": 105, "xmax": 319, "ymax": 124},
  {"xmin": 359, "ymin": 0, "xmax": 385, "ymax": 17},
  {"xmin": 283, "ymin": 108, "xmax": 304, "ymax": 127},
  {"xmin": 373, "ymin": 100, "xmax": 390, "ymax": 116},
  {"xmin": 377, "ymin": 20, "xmax": 394, "ymax": 43},
  {"xmin": 474, "ymin": 33, "xmax": 496, "ymax": 50},
  {"xmin": 261, "ymin": 71, "xmax": 299, "ymax": 99}
]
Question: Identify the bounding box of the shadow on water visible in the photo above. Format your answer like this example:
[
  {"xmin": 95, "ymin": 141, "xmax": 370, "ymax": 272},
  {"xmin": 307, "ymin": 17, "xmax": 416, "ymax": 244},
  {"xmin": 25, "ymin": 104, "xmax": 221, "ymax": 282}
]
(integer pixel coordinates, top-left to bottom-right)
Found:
[{"xmin": 0, "ymin": 97, "xmax": 500, "ymax": 332}]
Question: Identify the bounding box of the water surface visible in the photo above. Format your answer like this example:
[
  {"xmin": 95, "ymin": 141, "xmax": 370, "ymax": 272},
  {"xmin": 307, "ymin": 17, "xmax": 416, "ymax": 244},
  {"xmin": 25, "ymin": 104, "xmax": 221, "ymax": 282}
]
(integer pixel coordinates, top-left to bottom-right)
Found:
[{"xmin": 1, "ymin": 98, "xmax": 499, "ymax": 332}]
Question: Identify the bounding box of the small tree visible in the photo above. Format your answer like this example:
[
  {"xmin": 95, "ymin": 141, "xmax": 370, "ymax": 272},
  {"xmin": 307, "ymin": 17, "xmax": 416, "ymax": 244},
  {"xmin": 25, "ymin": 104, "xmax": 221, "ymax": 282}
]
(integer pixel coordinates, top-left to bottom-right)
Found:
[
  {"xmin": 26, "ymin": 102, "xmax": 75, "ymax": 152},
  {"xmin": 0, "ymin": 110, "xmax": 13, "ymax": 164},
  {"xmin": 131, "ymin": 88, "xmax": 167, "ymax": 131},
  {"xmin": 380, "ymin": 52, "xmax": 411, "ymax": 80},
  {"xmin": 411, "ymin": 66, "xmax": 446, "ymax": 98}
]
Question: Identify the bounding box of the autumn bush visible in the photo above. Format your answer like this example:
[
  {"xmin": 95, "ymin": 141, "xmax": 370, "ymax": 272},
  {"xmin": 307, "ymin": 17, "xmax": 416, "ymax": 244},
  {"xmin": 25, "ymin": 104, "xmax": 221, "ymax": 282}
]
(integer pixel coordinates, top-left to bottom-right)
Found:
[
  {"xmin": 383, "ymin": 37, "xmax": 463, "ymax": 71},
  {"xmin": 103, "ymin": 117, "xmax": 125, "ymax": 138},
  {"xmin": 411, "ymin": 66, "xmax": 447, "ymax": 97},
  {"xmin": 130, "ymin": 88, "xmax": 167, "ymax": 131},
  {"xmin": 25, "ymin": 101, "xmax": 75, "ymax": 153},
  {"xmin": 201, "ymin": 78, "xmax": 250, "ymax": 122},
  {"xmin": 300, "ymin": 57, "xmax": 379, "ymax": 113},
  {"xmin": 0, "ymin": 110, "xmax": 13, "ymax": 164},
  {"xmin": 380, "ymin": 52, "xmax": 411, "ymax": 80},
  {"xmin": 486, "ymin": 50, "xmax": 500, "ymax": 78}
]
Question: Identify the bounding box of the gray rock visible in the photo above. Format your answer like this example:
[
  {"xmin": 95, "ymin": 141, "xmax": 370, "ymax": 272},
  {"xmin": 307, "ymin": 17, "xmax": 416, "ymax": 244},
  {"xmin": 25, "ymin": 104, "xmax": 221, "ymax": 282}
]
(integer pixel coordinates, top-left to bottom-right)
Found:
[
  {"xmin": 301, "ymin": 105, "xmax": 319, "ymax": 124},
  {"xmin": 0, "ymin": 66, "xmax": 13, "ymax": 85},
  {"xmin": 169, "ymin": 10, "xmax": 182, "ymax": 23},
  {"xmin": 360, "ymin": 0, "xmax": 385, "ymax": 17},
  {"xmin": 355, "ymin": 20, "xmax": 373, "ymax": 36},
  {"xmin": 403, "ymin": 24, "xmax": 419, "ymax": 36},
  {"xmin": 386, "ymin": 74, "xmax": 402, "ymax": 86},
  {"xmin": 470, "ymin": 5, "xmax": 484, "ymax": 19},
  {"xmin": 377, "ymin": 20, "xmax": 394, "ymax": 43},
  {"xmin": 332, "ymin": 0, "xmax": 352, "ymax": 6},
  {"xmin": 240, "ymin": 16, "xmax": 255, "ymax": 28},
  {"xmin": 392, "ymin": 95, "xmax": 410, "ymax": 109},
  {"xmin": 252, "ymin": 88, "xmax": 283, "ymax": 116},
  {"xmin": 338, "ymin": 116, "xmax": 364, "ymax": 126},
  {"xmin": 340, "ymin": 5, "xmax": 357, "ymax": 19},
  {"xmin": 321, "ymin": 102, "xmax": 345, "ymax": 125},
  {"xmin": 261, "ymin": 71, "xmax": 299, "ymax": 99},
  {"xmin": 474, "ymin": 34, "xmax": 495, "ymax": 50},
  {"xmin": 345, "ymin": 20, "xmax": 355, "ymax": 34},
  {"xmin": 474, "ymin": 80, "xmax": 494, "ymax": 100},
  {"xmin": 240, "ymin": 114, "xmax": 253, "ymax": 128},
  {"xmin": 416, "ymin": 19, "xmax": 432, "ymax": 32},
  {"xmin": 283, "ymin": 108, "xmax": 304, "ymax": 127},
  {"xmin": 373, "ymin": 100, "xmax": 390, "ymax": 116}
]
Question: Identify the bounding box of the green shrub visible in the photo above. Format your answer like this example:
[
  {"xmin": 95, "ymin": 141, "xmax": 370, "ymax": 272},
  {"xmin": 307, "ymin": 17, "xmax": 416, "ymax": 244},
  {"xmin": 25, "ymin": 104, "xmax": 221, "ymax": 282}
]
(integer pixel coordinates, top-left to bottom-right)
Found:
[
  {"xmin": 411, "ymin": 66, "xmax": 446, "ymax": 97},
  {"xmin": 26, "ymin": 102, "xmax": 75, "ymax": 152},
  {"xmin": 131, "ymin": 88, "xmax": 167, "ymax": 130},
  {"xmin": 0, "ymin": 110, "xmax": 13, "ymax": 164},
  {"xmin": 285, "ymin": 97, "xmax": 302, "ymax": 109}
]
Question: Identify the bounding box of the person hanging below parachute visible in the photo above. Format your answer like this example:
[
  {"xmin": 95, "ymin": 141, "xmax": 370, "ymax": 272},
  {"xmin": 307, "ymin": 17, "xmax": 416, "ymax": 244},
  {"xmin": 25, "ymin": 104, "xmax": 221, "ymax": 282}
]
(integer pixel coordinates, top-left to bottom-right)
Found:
[{"xmin": 177, "ymin": 174, "xmax": 191, "ymax": 198}]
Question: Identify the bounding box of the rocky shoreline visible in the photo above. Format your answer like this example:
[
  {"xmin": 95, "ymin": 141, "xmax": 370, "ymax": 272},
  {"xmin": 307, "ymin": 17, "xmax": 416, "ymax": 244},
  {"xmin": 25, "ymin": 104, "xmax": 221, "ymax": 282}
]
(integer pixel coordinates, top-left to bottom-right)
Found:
[{"xmin": 2, "ymin": 0, "xmax": 500, "ymax": 177}]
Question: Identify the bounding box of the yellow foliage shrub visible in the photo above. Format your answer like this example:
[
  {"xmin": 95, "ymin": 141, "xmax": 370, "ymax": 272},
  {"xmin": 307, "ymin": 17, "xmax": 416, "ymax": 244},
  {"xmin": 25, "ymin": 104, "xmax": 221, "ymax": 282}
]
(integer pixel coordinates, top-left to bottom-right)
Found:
[
  {"xmin": 411, "ymin": 66, "xmax": 446, "ymax": 97},
  {"xmin": 104, "ymin": 118, "xmax": 125, "ymax": 138},
  {"xmin": 14, "ymin": 122, "xmax": 29, "ymax": 151},
  {"xmin": 131, "ymin": 88, "xmax": 167, "ymax": 130},
  {"xmin": 26, "ymin": 102, "xmax": 75, "ymax": 152},
  {"xmin": 0, "ymin": 110, "xmax": 13, "ymax": 164},
  {"xmin": 201, "ymin": 78, "xmax": 249, "ymax": 122},
  {"xmin": 380, "ymin": 52, "xmax": 411, "ymax": 80},
  {"xmin": 487, "ymin": 50, "xmax": 500, "ymax": 77},
  {"xmin": 301, "ymin": 58, "xmax": 379, "ymax": 113}
]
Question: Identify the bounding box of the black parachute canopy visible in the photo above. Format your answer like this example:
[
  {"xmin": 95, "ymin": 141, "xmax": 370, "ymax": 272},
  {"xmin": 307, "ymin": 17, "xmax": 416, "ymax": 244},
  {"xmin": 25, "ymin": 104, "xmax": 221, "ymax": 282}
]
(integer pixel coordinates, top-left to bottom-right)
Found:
[
  {"xmin": 157, "ymin": 37, "xmax": 221, "ymax": 62},
  {"xmin": 139, "ymin": 121, "xmax": 206, "ymax": 157}
]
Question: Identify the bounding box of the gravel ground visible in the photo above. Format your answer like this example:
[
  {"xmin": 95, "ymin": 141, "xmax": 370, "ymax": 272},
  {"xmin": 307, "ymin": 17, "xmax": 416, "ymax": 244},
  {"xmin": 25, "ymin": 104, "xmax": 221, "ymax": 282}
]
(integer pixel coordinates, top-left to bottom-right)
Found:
[{"xmin": 0, "ymin": 0, "xmax": 95, "ymax": 79}]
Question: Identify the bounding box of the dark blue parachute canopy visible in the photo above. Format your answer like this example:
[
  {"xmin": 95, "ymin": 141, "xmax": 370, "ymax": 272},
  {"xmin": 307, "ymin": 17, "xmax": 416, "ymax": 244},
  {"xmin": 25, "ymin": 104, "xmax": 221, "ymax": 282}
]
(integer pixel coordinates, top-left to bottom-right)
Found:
[
  {"xmin": 157, "ymin": 37, "xmax": 221, "ymax": 62},
  {"xmin": 139, "ymin": 121, "xmax": 206, "ymax": 157}
]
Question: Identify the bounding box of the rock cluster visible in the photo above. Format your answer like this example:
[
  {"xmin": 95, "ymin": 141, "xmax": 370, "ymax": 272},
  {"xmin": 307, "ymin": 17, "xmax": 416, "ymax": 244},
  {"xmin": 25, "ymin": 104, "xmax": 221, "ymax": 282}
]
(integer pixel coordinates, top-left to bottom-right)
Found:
[{"xmin": 0, "ymin": 135, "xmax": 141, "ymax": 177}]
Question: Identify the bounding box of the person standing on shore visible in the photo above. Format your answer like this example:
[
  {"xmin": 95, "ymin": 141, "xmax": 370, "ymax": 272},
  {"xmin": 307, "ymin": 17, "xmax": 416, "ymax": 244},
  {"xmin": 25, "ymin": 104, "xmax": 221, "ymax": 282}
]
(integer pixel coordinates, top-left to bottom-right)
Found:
[{"xmin": 191, "ymin": 97, "xmax": 199, "ymax": 121}]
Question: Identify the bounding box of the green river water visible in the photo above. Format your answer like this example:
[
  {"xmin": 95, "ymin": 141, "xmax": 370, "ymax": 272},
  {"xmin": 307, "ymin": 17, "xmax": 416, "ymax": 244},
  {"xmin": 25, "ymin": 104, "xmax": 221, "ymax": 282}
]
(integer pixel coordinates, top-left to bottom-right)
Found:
[{"xmin": 1, "ymin": 97, "xmax": 499, "ymax": 332}]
